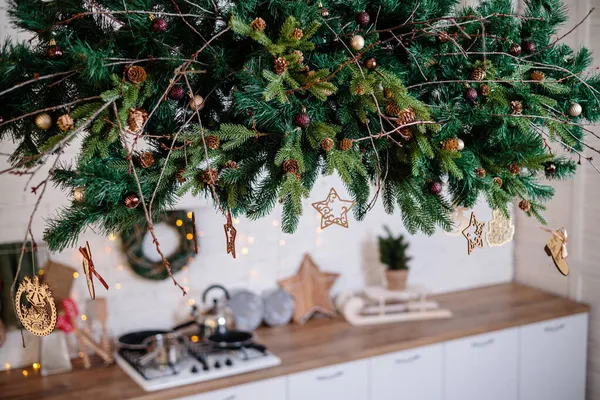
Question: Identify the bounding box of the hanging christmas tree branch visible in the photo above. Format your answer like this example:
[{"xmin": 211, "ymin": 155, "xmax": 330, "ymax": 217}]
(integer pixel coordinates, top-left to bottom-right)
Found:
[
  {"xmin": 0, "ymin": 96, "xmax": 102, "ymax": 128},
  {"xmin": 0, "ymin": 69, "xmax": 83, "ymax": 98}
]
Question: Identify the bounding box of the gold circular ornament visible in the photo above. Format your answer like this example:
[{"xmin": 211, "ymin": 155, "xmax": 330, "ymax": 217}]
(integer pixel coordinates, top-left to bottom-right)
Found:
[
  {"xmin": 35, "ymin": 113, "xmax": 53, "ymax": 130},
  {"xmin": 189, "ymin": 95, "xmax": 205, "ymax": 111},
  {"xmin": 73, "ymin": 186, "xmax": 85, "ymax": 202},
  {"xmin": 15, "ymin": 276, "xmax": 57, "ymax": 337}
]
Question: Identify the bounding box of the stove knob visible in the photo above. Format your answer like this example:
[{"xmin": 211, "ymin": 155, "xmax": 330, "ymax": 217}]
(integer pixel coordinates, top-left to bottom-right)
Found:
[
  {"xmin": 191, "ymin": 365, "xmax": 199, "ymax": 374},
  {"xmin": 214, "ymin": 361, "xmax": 221, "ymax": 369},
  {"xmin": 225, "ymin": 358, "xmax": 233, "ymax": 366},
  {"xmin": 203, "ymin": 364, "xmax": 210, "ymax": 371}
]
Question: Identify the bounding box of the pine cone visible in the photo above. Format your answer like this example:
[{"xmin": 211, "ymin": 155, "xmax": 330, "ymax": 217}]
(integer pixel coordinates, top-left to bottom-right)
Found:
[
  {"xmin": 127, "ymin": 66, "xmax": 147, "ymax": 84},
  {"xmin": 176, "ymin": 168, "xmax": 187, "ymax": 183},
  {"xmin": 321, "ymin": 137, "xmax": 334, "ymax": 151},
  {"xmin": 293, "ymin": 50, "xmax": 304, "ymax": 64},
  {"xmin": 202, "ymin": 168, "xmax": 218, "ymax": 185},
  {"xmin": 438, "ymin": 31, "xmax": 451, "ymax": 43},
  {"xmin": 399, "ymin": 128, "xmax": 413, "ymax": 141},
  {"xmin": 442, "ymin": 137, "xmax": 460, "ymax": 151},
  {"xmin": 480, "ymin": 84, "xmax": 491, "ymax": 96},
  {"xmin": 274, "ymin": 57, "xmax": 288, "ymax": 75},
  {"xmin": 250, "ymin": 17, "xmax": 266, "ymax": 32},
  {"xmin": 519, "ymin": 199, "xmax": 531, "ymax": 212},
  {"xmin": 206, "ymin": 134, "xmax": 220, "ymax": 150},
  {"xmin": 494, "ymin": 177, "xmax": 503, "ymax": 187},
  {"xmin": 283, "ymin": 159, "xmax": 299, "ymax": 174},
  {"xmin": 127, "ymin": 108, "xmax": 148, "ymax": 133},
  {"xmin": 509, "ymin": 163, "xmax": 521, "ymax": 175},
  {"xmin": 138, "ymin": 152, "xmax": 154, "ymax": 168},
  {"xmin": 475, "ymin": 167, "xmax": 486, "ymax": 178},
  {"xmin": 385, "ymin": 102, "xmax": 401, "ymax": 116},
  {"xmin": 383, "ymin": 88, "xmax": 393, "ymax": 99},
  {"xmin": 530, "ymin": 70, "xmax": 545, "ymax": 82},
  {"xmin": 355, "ymin": 86, "xmax": 366, "ymax": 96},
  {"xmin": 397, "ymin": 108, "xmax": 416, "ymax": 125},
  {"xmin": 56, "ymin": 114, "xmax": 74, "ymax": 132},
  {"xmin": 339, "ymin": 138, "xmax": 353, "ymax": 151},
  {"xmin": 510, "ymin": 100, "xmax": 523, "ymax": 115},
  {"xmin": 471, "ymin": 67, "xmax": 486, "ymax": 81},
  {"xmin": 224, "ymin": 160, "xmax": 239, "ymax": 170},
  {"xmin": 290, "ymin": 28, "xmax": 303, "ymax": 40},
  {"xmin": 123, "ymin": 193, "xmax": 140, "ymax": 209}
]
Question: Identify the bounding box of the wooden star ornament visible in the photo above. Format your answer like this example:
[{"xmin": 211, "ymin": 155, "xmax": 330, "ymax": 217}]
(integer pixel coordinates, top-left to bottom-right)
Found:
[
  {"xmin": 462, "ymin": 212, "xmax": 485, "ymax": 255},
  {"xmin": 312, "ymin": 187, "xmax": 355, "ymax": 229},
  {"xmin": 278, "ymin": 254, "xmax": 340, "ymax": 324}
]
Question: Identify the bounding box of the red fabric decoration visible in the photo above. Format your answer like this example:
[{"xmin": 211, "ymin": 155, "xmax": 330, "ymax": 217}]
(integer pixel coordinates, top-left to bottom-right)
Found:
[
  {"xmin": 56, "ymin": 315, "xmax": 74, "ymax": 333},
  {"xmin": 62, "ymin": 298, "xmax": 79, "ymax": 319}
]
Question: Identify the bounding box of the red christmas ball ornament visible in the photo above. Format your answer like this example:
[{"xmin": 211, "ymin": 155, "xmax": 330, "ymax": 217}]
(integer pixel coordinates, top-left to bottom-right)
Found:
[
  {"xmin": 151, "ymin": 17, "xmax": 168, "ymax": 33},
  {"xmin": 464, "ymin": 87, "xmax": 478, "ymax": 102},
  {"xmin": 429, "ymin": 181, "xmax": 443, "ymax": 195},
  {"xmin": 168, "ymin": 86, "xmax": 185, "ymax": 101},
  {"xmin": 523, "ymin": 40, "xmax": 536, "ymax": 54},
  {"xmin": 357, "ymin": 11, "xmax": 370, "ymax": 27},
  {"xmin": 294, "ymin": 112, "xmax": 311, "ymax": 128}
]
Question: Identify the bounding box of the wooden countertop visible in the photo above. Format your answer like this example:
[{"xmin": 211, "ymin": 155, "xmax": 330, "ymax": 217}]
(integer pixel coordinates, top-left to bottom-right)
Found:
[{"xmin": 0, "ymin": 283, "xmax": 589, "ymax": 400}]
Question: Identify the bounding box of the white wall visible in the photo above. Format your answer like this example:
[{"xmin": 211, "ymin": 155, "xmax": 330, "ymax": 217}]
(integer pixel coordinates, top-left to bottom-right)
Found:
[{"xmin": 0, "ymin": 1, "xmax": 513, "ymax": 370}]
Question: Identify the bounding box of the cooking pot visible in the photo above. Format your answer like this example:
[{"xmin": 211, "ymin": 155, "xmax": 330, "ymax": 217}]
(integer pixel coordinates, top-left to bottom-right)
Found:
[{"xmin": 138, "ymin": 332, "xmax": 188, "ymax": 367}]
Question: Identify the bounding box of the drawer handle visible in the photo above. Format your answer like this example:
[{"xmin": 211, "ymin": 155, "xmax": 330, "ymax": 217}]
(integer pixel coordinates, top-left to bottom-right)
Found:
[
  {"xmin": 221, "ymin": 396, "xmax": 236, "ymax": 400},
  {"xmin": 471, "ymin": 338, "xmax": 495, "ymax": 348},
  {"xmin": 395, "ymin": 354, "xmax": 421, "ymax": 364},
  {"xmin": 316, "ymin": 371, "xmax": 344, "ymax": 381},
  {"xmin": 544, "ymin": 323, "xmax": 566, "ymax": 333}
]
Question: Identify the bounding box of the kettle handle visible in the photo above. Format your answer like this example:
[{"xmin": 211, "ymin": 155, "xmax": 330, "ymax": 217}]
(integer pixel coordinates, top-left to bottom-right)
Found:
[{"xmin": 202, "ymin": 284, "xmax": 230, "ymax": 303}]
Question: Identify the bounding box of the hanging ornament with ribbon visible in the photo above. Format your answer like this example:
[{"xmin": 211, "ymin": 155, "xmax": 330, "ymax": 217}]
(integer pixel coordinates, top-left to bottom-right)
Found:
[
  {"xmin": 446, "ymin": 206, "xmax": 470, "ymax": 237},
  {"xmin": 542, "ymin": 227, "xmax": 569, "ymax": 276}
]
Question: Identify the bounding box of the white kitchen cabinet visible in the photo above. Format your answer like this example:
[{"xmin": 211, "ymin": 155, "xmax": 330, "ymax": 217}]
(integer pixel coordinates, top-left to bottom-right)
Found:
[
  {"xmin": 444, "ymin": 328, "xmax": 518, "ymax": 400},
  {"xmin": 176, "ymin": 377, "xmax": 287, "ymax": 400},
  {"xmin": 369, "ymin": 344, "xmax": 443, "ymax": 400},
  {"xmin": 288, "ymin": 359, "xmax": 369, "ymax": 400},
  {"xmin": 519, "ymin": 313, "xmax": 588, "ymax": 400}
]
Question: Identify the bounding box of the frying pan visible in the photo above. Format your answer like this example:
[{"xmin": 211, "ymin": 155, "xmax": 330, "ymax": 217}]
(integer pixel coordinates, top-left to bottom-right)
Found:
[
  {"xmin": 207, "ymin": 330, "xmax": 266, "ymax": 352},
  {"xmin": 118, "ymin": 329, "xmax": 169, "ymax": 350}
]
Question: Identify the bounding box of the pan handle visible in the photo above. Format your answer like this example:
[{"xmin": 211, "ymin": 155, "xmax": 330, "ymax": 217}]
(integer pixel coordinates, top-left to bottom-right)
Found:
[{"xmin": 202, "ymin": 285, "xmax": 230, "ymax": 303}]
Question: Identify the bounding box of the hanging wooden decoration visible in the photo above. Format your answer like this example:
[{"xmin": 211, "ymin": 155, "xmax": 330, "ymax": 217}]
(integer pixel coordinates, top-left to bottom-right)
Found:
[
  {"xmin": 15, "ymin": 276, "xmax": 57, "ymax": 336},
  {"xmin": 79, "ymin": 241, "xmax": 109, "ymax": 300},
  {"xmin": 486, "ymin": 209, "xmax": 515, "ymax": 247},
  {"xmin": 224, "ymin": 212, "xmax": 237, "ymax": 258},
  {"xmin": 446, "ymin": 206, "xmax": 470, "ymax": 237},
  {"xmin": 191, "ymin": 212, "xmax": 199, "ymax": 254},
  {"xmin": 312, "ymin": 187, "xmax": 356, "ymax": 229},
  {"xmin": 543, "ymin": 227, "xmax": 569, "ymax": 276},
  {"xmin": 461, "ymin": 212, "xmax": 485, "ymax": 255}
]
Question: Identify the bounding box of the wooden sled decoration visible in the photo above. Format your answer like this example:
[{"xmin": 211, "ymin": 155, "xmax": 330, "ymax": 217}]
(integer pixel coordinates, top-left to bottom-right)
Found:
[{"xmin": 337, "ymin": 286, "xmax": 453, "ymax": 326}]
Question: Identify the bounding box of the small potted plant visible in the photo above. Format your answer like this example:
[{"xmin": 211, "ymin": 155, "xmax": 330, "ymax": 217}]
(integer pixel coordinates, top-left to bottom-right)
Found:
[{"xmin": 378, "ymin": 226, "xmax": 412, "ymax": 291}]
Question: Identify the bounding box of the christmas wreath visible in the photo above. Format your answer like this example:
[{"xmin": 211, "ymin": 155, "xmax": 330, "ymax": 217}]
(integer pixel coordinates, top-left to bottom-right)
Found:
[
  {"xmin": 121, "ymin": 211, "xmax": 196, "ymax": 280},
  {"xmin": 0, "ymin": 0, "xmax": 599, "ymax": 253}
]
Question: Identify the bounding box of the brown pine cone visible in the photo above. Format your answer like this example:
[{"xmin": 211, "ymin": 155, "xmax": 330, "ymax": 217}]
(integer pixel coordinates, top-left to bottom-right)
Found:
[
  {"xmin": 274, "ymin": 57, "xmax": 288, "ymax": 75},
  {"xmin": 510, "ymin": 100, "xmax": 523, "ymax": 115},
  {"xmin": 56, "ymin": 114, "xmax": 74, "ymax": 132},
  {"xmin": 290, "ymin": 28, "xmax": 303, "ymax": 40},
  {"xmin": 438, "ymin": 31, "xmax": 451, "ymax": 43},
  {"xmin": 206, "ymin": 134, "xmax": 220, "ymax": 150},
  {"xmin": 494, "ymin": 177, "xmax": 503, "ymax": 187},
  {"xmin": 293, "ymin": 50, "xmax": 304, "ymax": 64},
  {"xmin": 383, "ymin": 88, "xmax": 393, "ymax": 99},
  {"xmin": 127, "ymin": 66, "xmax": 147, "ymax": 84},
  {"xmin": 223, "ymin": 160, "xmax": 239, "ymax": 170},
  {"xmin": 283, "ymin": 159, "xmax": 299, "ymax": 174},
  {"xmin": 339, "ymin": 138, "xmax": 353, "ymax": 151},
  {"xmin": 355, "ymin": 86, "xmax": 366, "ymax": 96},
  {"xmin": 397, "ymin": 108, "xmax": 416, "ymax": 125},
  {"xmin": 202, "ymin": 168, "xmax": 218, "ymax": 185},
  {"xmin": 127, "ymin": 108, "xmax": 148, "ymax": 133},
  {"xmin": 250, "ymin": 17, "xmax": 266, "ymax": 32},
  {"xmin": 509, "ymin": 163, "xmax": 521, "ymax": 175},
  {"xmin": 475, "ymin": 167, "xmax": 486, "ymax": 178},
  {"xmin": 123, "ymin": 193, "xmax": 140, "ymax": 209},
  {"xmin": 399, "ymin": 128, "xmax": 413, "ymax": 141},
  {"xmin": 321, "ymin": 137, "xmax": 334, "ymax": 151},
  {"xmin": 138, "ymin": 152, "xmax": 155, "ymax": 168},
  {"xmin": 442, "ymin": 137, "xmax": 460, "ymax": 151},
  {"xmin": 519, "ymin": 199, "xmax": 531, "ymax": 212},
  {"xmin": 480, "ymin": 84, "xmax": 491, "ymax": 96},
  {"xmin": 471, "ymin": 67, "xmax": 486, "ymax": 81},
  {"xmin": 385, "ymin": 102, "xmax": 401, "ymax": 116},
  {"xmin": 176, "ymin": 168, "xmax": 187, "ymax": 183},
  {"xmin": 530, "ymin": 70, "xmax": 545, "ymax": 82}
]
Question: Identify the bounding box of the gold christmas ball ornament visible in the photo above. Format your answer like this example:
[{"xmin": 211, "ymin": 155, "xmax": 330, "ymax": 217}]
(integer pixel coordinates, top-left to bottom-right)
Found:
[
  {"xmin": 127, "ymin": 66, "xmax": 147, "ymax": 84},
  {"xmin": 569, "ymin": 103, "xmax": 583, "ymax": 117},
  {"xmin": 350, "ymin": 35, "xmax": 365, "ymax": 51},
  {"xmin": 471, "ymin": 67, "xmax": 486, "ymax": 81},
  {"xmin": 138, "ymin": 152, "xmax": 154, "ymax": 168},
  {"xmin": 321, "ymin": 137, "xmax": 334, "ymax": 151},
  {"xmin": 123, "ymin": 193, "xmax": 140, "ymax": 209},
  {"xmin": 57, "ymin": 114, "xmax": 74, "ymax": 132},
  {"xmin": 189, "ymin": 95, "xmax": 205, "ymax": 111},
  {"xmin": 273, "ymin": 57, "xmax": 289, "ymax": 75},
  {"xmin": 35, "ymin": 113, "xmax": 53, "ymax": 130},
  {"xmin": 250, "ymin": 17, "xmax": 266, "ymax": 32},
  {"xmin": 73, "ymin": 186, "xmax": 85, "ymax": 203}
]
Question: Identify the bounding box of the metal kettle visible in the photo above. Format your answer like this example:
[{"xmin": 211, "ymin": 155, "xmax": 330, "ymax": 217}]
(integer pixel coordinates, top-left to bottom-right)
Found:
[{"xmin": 198, "ymin": 284, "xmax": 235, "ymax": 337}]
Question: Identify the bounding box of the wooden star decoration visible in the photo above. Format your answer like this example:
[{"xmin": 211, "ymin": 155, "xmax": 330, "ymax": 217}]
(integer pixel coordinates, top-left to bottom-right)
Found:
[
  {"xmin": 462, "ymin": 212, "xmax": 485, "ymax": 255},
  {"xmin": 278, "ymin": 253, "xmax": 340, "ymax": 324},
  {"xmin": 224, "ymin": 212, "xmax": 237, "ymax": 259},
  {"xmin": 311, "ymin": 187, "xmax": 356, "ymax": 229}
]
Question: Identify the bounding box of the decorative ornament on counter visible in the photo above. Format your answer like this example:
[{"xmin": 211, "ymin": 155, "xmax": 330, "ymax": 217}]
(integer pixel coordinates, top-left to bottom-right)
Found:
[
  {"xmin": 46, "ymin": 39, "xmax": 63, "ymax": 59},
  {"xmin": 224, "ymin": 212, "xmax": 237, "ymax": 258},
  {"xmin": 15, "ymin": 276, "xmax": 57, "ymax": 336},
  {"xmin": 543, "ymin": 227, "xmax": 569, "ymax": 276},
  {"xmin": 461, "ymin": 212, "xmax": 485, "ymax": 255},
  {"xmin": 278, "ymin": 253, "xmax": 340, "ymax": 324},
  {"xmin": 312, "ymin": 187, "xmax": 356, "ymax": 229},
  {"xmin": 446, "ymin": 206, "xmax": 470, "ymax": 237},
  {"xmin": 569, "ymin": 103, "xmax": 583, "ymax": 117},
  {"xmin": 79, "ymin": 241, "xmax": 109, "ymax": 300},
  {"xmin": 228, "ymin": 290, "xmax": 265, "ymax": 332},
  {"xmin": 35, "ymin": 113, "xmax": 53, "ymax": 130},
  {"xmin": 262, "ymin": 288, "xmax": 295, "ymax": 327},
  {"xmin": 486, "ymin": 209, "xmax": 515, "ymax": 247},
  {"xmin": 350, "ymin": 35, "xmax": 365, "ymax": 51},
  {"xmin": 189, "ymin": 95, "xmax": 205, "ymax": 111}
]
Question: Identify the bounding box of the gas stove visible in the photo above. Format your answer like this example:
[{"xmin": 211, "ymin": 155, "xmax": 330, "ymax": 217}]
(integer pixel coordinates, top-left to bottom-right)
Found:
[{"xmin": 115, "ymin": 340, "xmax": 281, "ymax": 391}]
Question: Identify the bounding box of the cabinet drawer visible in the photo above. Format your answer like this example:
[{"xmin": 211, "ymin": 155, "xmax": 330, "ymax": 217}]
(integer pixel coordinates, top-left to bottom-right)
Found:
[
  {"xmin": 288, "ymin": 359, "xmax": 368, "ymax": 400},
  {"xmin": 444, "ymin": 328, "xmax": 518, "ymax": 400},
  {"xmin": 176, "ymin": 377, "xmax": 286, "ymax": 400},
  {"xmin": 370, "ymin": 344, "xmax": 443, "ymax": 400},
  {"xmin": 519, "ymin": 313, "xmax": 588, "ymax": 400}
]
